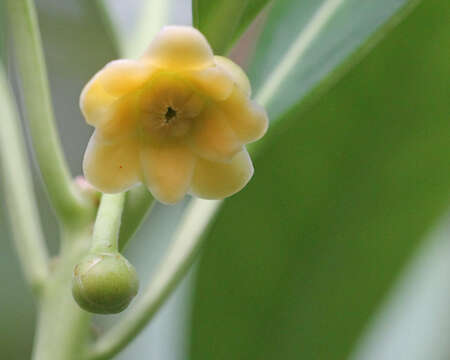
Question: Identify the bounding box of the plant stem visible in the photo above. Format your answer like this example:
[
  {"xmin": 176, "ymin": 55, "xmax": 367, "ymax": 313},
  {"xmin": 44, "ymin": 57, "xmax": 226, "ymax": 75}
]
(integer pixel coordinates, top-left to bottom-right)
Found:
[
  {"xmin": 5, "ymin": 0, "xmax": 93, "ymax": 228},
  {"xmin": 0, "ymin": 66, "xmax": 49, "ymax": 294},
  {"xmin": 91, "ymin": 193, "xmax": 126, "ymax": 253},
  {"xmin": 88, "ymin": 199, "xmax": 222, "ymax": 360},
  {"xmin": 32, "ymin": 229, "xmax": 92, "ymax": 360}
]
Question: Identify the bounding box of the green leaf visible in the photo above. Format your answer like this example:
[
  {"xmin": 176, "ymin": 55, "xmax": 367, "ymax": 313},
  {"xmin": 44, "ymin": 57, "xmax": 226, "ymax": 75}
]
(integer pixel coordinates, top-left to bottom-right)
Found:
[
  {"xmin": 0, "ymin": 1, "xmax": 5, "ymax": 62},
  {"xmin": 192, "ymin": 0, "xmax": 270, "ymax": 54},
  {"xmin": 191, "ymin": 1, "xmax": 450, "ymax": 360},
  {"xmin": 352, "ymin": 216, "xmax": 450, "ymax": 360},
  {"xmin": 250, "ymin": 0, "xmax": 421, "ymax": 123}
]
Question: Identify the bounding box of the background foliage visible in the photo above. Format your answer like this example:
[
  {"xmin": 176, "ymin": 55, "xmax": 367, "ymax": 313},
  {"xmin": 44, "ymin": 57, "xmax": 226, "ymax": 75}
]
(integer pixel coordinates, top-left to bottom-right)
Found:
[
  {"xmin": 192, "ymin": 0, "xmax": 270, "ymax": 54},
  {"xmin": 191, "ymin": 1, "xmax": 450, "ymax": 359},
  {"xmin": 0, "ymin": 0, "xmax": 449, "ymax": 359}
]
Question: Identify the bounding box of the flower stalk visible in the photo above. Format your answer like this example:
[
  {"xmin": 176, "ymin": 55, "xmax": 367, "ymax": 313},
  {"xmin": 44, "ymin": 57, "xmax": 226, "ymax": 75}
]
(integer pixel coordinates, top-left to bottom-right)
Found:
[
  {"xmin": 88, "ymin": 198, "xmax": 221, "ymax": 360},
  {"xmin": 91, "ymin": 193, "xmax": 126, "ymax": 253}
]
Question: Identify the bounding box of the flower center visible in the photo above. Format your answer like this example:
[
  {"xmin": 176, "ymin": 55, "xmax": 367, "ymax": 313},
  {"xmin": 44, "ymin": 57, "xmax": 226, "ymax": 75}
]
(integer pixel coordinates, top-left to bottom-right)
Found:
[
  {"xmin": 164, "ymin": 106, "xmax": 177, "ymax": 123},
  {"xmin": 138, "ymin": 75, "xmax": 205, "ymax": 141}
]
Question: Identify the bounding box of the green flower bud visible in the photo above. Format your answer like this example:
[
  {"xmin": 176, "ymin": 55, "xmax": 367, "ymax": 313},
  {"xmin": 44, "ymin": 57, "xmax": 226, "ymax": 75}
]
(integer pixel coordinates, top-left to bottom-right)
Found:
[{"xmin": 72, "ymin": 252, "xmax": 139, "ymax": 314}]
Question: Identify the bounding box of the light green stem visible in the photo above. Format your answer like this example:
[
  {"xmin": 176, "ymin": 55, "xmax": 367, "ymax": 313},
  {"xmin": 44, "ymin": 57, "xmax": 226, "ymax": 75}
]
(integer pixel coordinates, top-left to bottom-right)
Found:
[
  {"xmin": 88, "ymin": 199, "xmax": 222, "ymax": 360},
  {"xmin": 0, "ymin": 66, "xmax": 49, "ymax": 294},
  {"xmin": 91, "ymin": 193, "xmax": 126, "ymax": 253},
  {"xmin": 6, "ymin": 0, "xmax": 92, "ymax": 227},
  {"xmin": 32, "ymin": 230, "xmax": 92, "ymax": 360}
]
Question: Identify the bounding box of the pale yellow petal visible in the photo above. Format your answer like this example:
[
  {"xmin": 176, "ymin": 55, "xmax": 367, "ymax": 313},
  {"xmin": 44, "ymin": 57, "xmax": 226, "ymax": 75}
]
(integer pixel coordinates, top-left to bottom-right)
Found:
[
  {"xmin": 80, "ymin": 75, "xmax": 116, "ymax": 126},
  {"xmin": 190, "ymin": 149, "xmax": 254, "ymax": 199},
  {"xmin": 80, "ymin": 60, "xmax": 152, "ymax": 126},
  {"xmin": 180, "ymin": 93, "xmax": 205, "ymax": 118},
  {"xmin": 183, "ymin": 66, "xmax": 233, "ymax": 101},
  {"xmin": 99, "ymin": 94, "xmax": 140, "ymax": 139},
  {"xmin": 214, "ymin": 56, "xmax": 251, "ymax": 96},
  {"xmin": 191, "ymin": 105, "xmax": 242, "ymax": 162},
  {"xmin": 220, "ymin": 86, "xmax": 268, "ymax": 143},
  {"xmin": 97, "ymin": 59, "xmax": 153, "ymax": 97},
  {"xmin": 141, "ymin": 143, "xmax": 195, "ymax": 204},
  {"xmin": 83, "ymin": 131, "xmax": 141, "ymax": 193},
  {"xmin": 143, "ymin": 26, "xmax": 214, "ymax": 70}
]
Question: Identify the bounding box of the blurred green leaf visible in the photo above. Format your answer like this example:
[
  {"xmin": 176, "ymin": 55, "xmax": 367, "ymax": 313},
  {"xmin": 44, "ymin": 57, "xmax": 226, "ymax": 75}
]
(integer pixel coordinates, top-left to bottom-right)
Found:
[
  {"xmin": 192, "ymin": 0, "xmax": 270, "ymax": 54},
  {"xmin": 191, "ymin": 1, "xmax": 450, "ymax": 360},
  {"xmin": 0, "ymin": 1, "xmax": 5, "ymax": 62},
  {"xmin": 250, "ymin": 0, "xmax": 420, "ymax": 123},
  {"xmin": 351, "ymin": 215, "xmax": 450, "ymax": 360}
]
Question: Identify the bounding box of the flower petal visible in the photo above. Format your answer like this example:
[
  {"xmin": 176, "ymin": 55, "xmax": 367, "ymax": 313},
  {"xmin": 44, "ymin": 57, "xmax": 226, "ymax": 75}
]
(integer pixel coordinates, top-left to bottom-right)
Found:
[
  {"xmin": 220, "ymin": 86, "xmax": 269, "ymax": 143},
  {"xmin": 190, "ymin": 149, "xmax": 254, "ymax": 199},
  {"xmin": 143, "ymin": 26, "xmax": 214, "ymax": 70},
  {"xmin": 191, "ymin": 105, "xmax": 242, "ymax": 162},
  {"xmin": 83, "ymin": 131, "xmax": 141, "ymax": 193},
  {"xmin": 97, "ymin": 59, "xmax": 153, "ymax": 97},
  {"xmin": 141, "ymin": 143, "xmax": 195, "ymax": 204},
  {"xmin": 80, "ymin": 75, "xmax": 116, "ymax": 126},
  {"xmin": 99, "ymin": 94, "xmax": 140, "ymax": 139},
  {"xmin": 183, "ymin": 66, "xmax": 233, "ymax": 101},
  {"xmin": 214, "ymin": 56, "xmax": 251, "ymax": 96},
  {"xmin": 181, "ymin": 93, "xmax": 205, "ymax": 118},
  {"xmin": 80, "ymin": 60, "xmax": 152, "ymax": 126}
]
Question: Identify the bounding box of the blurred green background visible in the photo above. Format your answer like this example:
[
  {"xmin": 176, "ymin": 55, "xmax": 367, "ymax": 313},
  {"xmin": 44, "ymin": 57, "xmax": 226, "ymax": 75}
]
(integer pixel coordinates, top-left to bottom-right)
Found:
[
  {"xmin": 0, "ymin": 0, "xmax": 449, "ymax": 359},
  {"xmin": 191, "ymin": 0, "xmax": 450, "ymax": 359}
]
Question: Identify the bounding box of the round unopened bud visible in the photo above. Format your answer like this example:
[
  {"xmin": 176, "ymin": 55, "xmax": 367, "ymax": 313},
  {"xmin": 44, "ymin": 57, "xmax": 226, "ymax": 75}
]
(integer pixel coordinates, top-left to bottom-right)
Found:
[{"xmin": 72, "ymin": 252, "xmax": 139, "ymax": 314}]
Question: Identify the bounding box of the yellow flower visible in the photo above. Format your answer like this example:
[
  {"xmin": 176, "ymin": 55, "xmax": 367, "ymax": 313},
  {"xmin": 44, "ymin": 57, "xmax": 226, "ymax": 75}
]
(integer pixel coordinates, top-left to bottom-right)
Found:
[{"xmin": 80, "ymin": 26, "xmax": 268, "ymax": 204}]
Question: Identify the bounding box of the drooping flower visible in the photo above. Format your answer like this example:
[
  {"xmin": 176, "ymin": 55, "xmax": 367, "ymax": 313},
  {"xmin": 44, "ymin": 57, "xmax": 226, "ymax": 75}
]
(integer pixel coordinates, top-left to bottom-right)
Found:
[{"xmin": 80, "ymin": 26, "xmax": 268, "ymax": 204}]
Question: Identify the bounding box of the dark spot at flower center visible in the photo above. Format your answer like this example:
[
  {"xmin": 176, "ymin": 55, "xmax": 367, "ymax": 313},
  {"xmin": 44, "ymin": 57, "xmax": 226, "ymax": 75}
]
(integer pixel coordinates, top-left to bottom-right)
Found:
[{"xmin": 165, "ymin": 107, "xmax": 177, "ymax": 123}]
